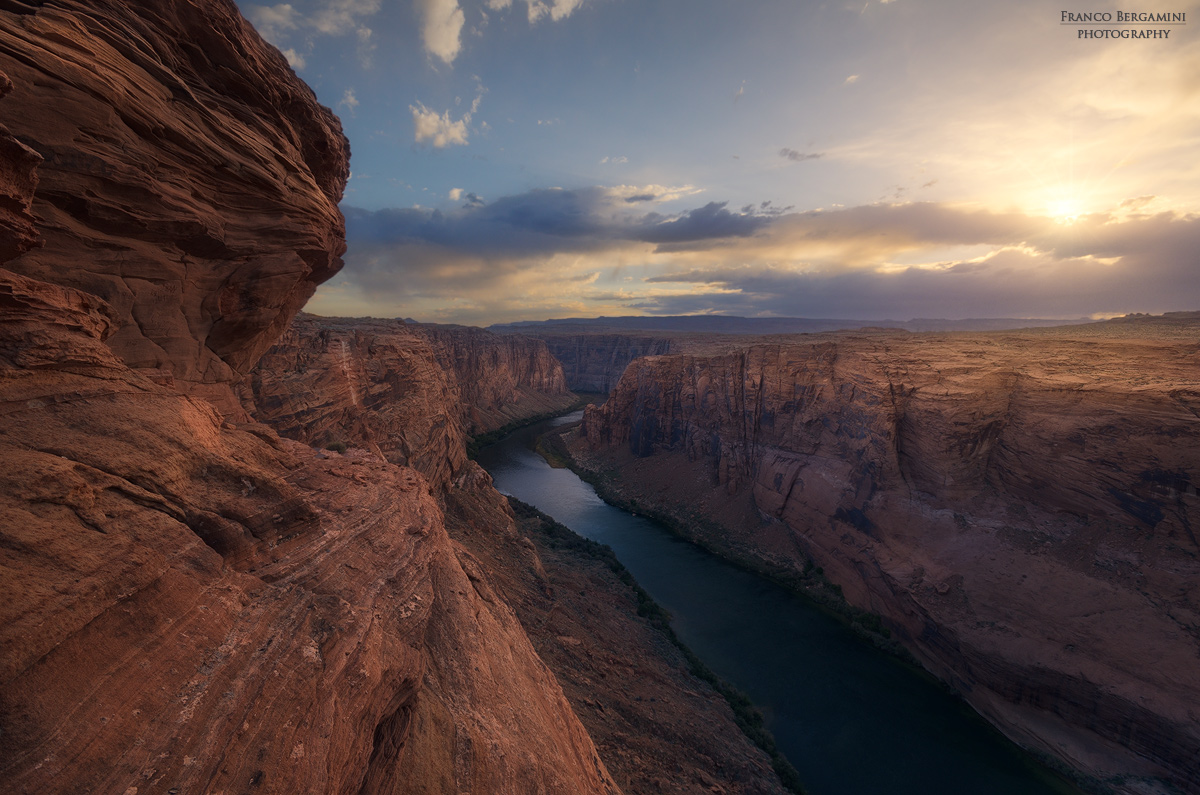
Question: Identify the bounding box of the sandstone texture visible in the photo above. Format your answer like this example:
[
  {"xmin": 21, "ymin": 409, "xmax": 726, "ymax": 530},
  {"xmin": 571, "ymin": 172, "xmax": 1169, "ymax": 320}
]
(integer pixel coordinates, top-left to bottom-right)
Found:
[
  {"xmin": 1, "ymin": 3, "xmax": 620, "ymax": 793},
  {"xmin": 408, "ymin": 322, "xmax": 574, "ymax": 432},
  {"xmin": 0, "ymin": 280, "xmax": 616, "ymax": 793},
  {"xmin": 444, "ymin": 484, "xmax": 789, "ymax": 795},
  {"xmin": 245, "ymin": 313, "xmax": 577, "ymax": 490},
  {"xmin": 0, "ymin": 69, "xmax": 41, "ymax": 263},
  {"xmin": 1, "ymin": 0, "xmax": 349, "ymax": 415},
  {"xmin": 580, "ymin": 325, "xmax": 1200, "ymax": 793},
  {"xmin": 497, "ymin": 330, "xmax": 677, "ymax": 393}
]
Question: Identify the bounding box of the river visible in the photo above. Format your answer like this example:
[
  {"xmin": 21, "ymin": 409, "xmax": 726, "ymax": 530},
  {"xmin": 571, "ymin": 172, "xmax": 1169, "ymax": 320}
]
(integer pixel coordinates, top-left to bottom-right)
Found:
[{"xmin": 476, "ymin": 411, "xmax": 1080, "ymax": 795}]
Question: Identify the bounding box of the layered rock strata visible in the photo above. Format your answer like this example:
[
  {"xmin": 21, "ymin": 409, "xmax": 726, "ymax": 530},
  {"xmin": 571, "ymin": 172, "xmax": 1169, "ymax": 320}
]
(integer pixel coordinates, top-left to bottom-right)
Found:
[
  {"xmin": 1, "ymin": 0, "xmax": 348, "ymax": 415},
  {"xmin": 444, "ymin": 486, "xmax": 790, "ymax": 795},
  {"xmin": 510, "ymin": 332, "xmax": 676, "ymax": 393},
  {"xmin": 244, "ymin": 313, "xmax": 577, "ymax": 490},
  {"xmin": 1, "ymin": 3, "xmax": 618, "ymax": 793},
  {"xmin": 0, "ymin": 270, "xmax": 617, "ymax": 794},
  {"xmin": 408, "ymin": 321, "xmax": 574, "ymax": 432},
  {"xmin": 580, "ymin": 328, "xmax": 1200, "ymax": 793}
]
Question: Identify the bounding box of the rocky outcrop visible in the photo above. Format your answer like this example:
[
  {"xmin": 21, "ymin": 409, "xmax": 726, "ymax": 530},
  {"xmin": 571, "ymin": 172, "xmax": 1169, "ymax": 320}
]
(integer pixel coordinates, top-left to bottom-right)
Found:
[
  {"xmin": 408, "ymin": 322, "xmax": 574, "ymax": 433},
  {"xmin": 445, "ymin": 490, "xmax": 790, "ymax": 795},
  {"xmin": 244, "ymin": 314, "xmax": 471, "ymax": 490},
  {"xmin": 1, "ymin": 3, "xmax": 618, "ymax": 793},
  {"xmin": 0, "ymin": 271, "xmax": 617, "ymax": 794},
  {"xmin": 1, "ymin": 0, "xmax": 349, "ymax": 415},
  {"xmin": 580, "ymin": 328, "xmax": 1200, "ymax": 793},
  {"xmin": 0, "ymin": 69, "xmax": 40, "ymax": 263},
  {"xmin": 244, "ymin": 314, "xmax": 577, "ymax": 490}
]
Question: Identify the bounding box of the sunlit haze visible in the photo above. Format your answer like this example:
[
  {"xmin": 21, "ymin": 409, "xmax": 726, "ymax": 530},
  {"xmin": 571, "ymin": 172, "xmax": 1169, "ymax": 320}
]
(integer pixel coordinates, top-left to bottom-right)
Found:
[{"xmin": 236, "ymin": 0, "xmax": 1200, "ymax": 325}]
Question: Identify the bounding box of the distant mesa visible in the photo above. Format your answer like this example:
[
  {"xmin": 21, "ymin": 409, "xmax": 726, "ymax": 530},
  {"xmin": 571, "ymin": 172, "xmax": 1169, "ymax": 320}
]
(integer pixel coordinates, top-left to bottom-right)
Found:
[{"xmin": 489, "ymin": 314, "xmax": 1093, "ymax": 335}]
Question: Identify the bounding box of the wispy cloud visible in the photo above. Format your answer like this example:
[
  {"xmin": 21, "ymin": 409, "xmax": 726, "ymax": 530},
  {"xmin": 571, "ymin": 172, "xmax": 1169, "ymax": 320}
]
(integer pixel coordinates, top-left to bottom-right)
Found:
[
  {"xmin": 339, "ymin": 88, "xmax": 359, "ymax": 114},
  {"xmin": 246, "ymin": 0, "xmax": 381, "ymax": 68},
  {"xmin": 780, "ymin": 148, "xmax": 821, "ymax": 163},
  {"xmin": 281, "ymin": 47, "xmax": 306, "ymax": 69},
  {"xmin": 483, "ymin": 0, "xmax": 588, "ymax": 23},
  {"xmin": 247, "ymin": 3, "xmax": 300, "ymax": 40}
]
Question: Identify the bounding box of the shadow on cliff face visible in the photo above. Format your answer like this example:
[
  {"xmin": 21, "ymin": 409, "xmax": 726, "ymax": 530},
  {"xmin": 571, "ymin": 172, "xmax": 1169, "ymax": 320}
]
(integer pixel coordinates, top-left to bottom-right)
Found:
[{"xmin": 578, "ymin": 333, "xmax": 1200, "ymax": 794}]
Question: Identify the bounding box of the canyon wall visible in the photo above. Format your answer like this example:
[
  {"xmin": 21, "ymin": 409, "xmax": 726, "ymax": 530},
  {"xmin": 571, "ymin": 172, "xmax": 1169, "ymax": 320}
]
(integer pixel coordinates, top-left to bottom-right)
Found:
[
  {"xmin": 0, "ymin": 3, "xmax": 619, "ymax": 793},
  {"xmin": 580, "ymin": 330, "xmax": 1200, "ymax": 793},
  {"xmin": 505, "ymin": 331, "xmax": 676, "ymax": 393},
  {"xmin": 244, "ymin": 314, "xmax": 577, "ymax": 491},
  {"xmin": 0, "ymin": 0, "xmax": 348, "ymax": 415}
]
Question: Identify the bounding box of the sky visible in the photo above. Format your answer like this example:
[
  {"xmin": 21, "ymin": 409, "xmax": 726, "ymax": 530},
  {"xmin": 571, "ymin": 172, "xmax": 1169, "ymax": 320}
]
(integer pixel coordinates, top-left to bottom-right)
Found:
[{"xmin": 236, "ymin": 0, "xmax": 1200, "ymax": 325}]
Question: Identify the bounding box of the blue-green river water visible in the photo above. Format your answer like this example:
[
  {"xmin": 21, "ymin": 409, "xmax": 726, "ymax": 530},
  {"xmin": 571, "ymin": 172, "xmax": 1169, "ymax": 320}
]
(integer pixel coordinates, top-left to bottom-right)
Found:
[{"xmin": 476, "ymin": 411, "xmax": 1079, "ymax": 795}]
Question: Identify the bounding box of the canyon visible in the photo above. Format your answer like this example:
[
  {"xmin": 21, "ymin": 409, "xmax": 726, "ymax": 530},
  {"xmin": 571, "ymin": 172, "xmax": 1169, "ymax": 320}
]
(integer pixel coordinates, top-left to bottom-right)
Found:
[
  {"xmin": 3, "ymin": 2, "xmax": 1197, "ymax": 794},
  {"xmin": 575, "ymin": 321, "xmax": 1200, "ymax": 794},
  {"xmin": 0, "ymin": 2, "xmax": 791, "ymax": 793}
]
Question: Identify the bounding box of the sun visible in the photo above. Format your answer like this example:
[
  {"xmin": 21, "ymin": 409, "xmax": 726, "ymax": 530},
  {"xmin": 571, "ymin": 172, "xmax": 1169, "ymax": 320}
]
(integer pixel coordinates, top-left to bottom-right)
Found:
[{"xmin": 1047, "ymin": 196, "xmax": 1084, "ymax": 223}]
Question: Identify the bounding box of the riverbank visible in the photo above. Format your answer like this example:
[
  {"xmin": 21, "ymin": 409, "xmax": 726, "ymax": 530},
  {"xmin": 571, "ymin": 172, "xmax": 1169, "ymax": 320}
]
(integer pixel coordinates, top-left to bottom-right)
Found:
[
  {"xmin": 442, "ymin": 473, "xmax": 796, "ymax": 794},
  {"xmin": 540, "ymin": 420, "xmax": 909, "ymax": 656},
  {"xmin": 539, "ymin": 418, "xmax": 1100, "ymax": 795}
]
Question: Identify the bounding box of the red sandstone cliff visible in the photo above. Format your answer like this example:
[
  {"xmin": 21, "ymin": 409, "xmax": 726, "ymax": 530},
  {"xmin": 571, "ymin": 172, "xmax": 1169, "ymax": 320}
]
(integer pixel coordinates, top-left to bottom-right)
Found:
[
  {"xmin": 244, "ymin": 314, "xmax": 576, "ymax": 491},
  {"xmin": 580, "ymin": 328, "xmax": 1200, "ymax": 793},
  {"xmin": 0, "ymin": 0, "xmax": 349, "ymax": 415},
  {"xmin": 0, "ymin": 3, "xmax": 619, "ymax": 793},
  {"xmin": 499, "ymin": 331, "xmax": 677, "ymax": 393},
  {"xmin": 408, "ymin": 322, "xmax": 574, "ymax": 433}
]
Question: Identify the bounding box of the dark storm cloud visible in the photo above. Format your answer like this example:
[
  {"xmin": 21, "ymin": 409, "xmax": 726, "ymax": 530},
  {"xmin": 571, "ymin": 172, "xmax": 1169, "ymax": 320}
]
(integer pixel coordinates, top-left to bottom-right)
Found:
[
  {"xmin": 632, "ymin": 202, "xmax": 771, "ymax": 244},
  {"xmin": 345, "ymin": 188, "xmax": 778, "ymax": 258}
]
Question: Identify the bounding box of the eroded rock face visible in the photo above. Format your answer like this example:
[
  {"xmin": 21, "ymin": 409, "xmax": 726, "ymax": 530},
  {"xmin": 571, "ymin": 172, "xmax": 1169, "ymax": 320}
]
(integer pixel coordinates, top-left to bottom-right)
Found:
[
  {"xmin": 0, "ymin": 278, "xmax": 617, "ymax": 793},
  {"xmin": 245, "ymin": 314, "xmax": 577, "ymax": 490},
  {"xmin": 0, "ymin": 70, "xmax": 41, "ymax": 264},
  {"xmin": 515, "ymin": 332, "xmax": 676, "ymax": 393},
  {"xmin": 1, "ymin": 0, "xmax": 349, "ymax": 415},
  {"xmin": 0, "ymin": 3, "xmax": 619, "ymax": 793},
  {"xmin": 408, "ymin": 322, "xmax": 574, "ymax": 433},
  {"xmin": 581, "ymin": 329, "xmax": 1200, "ymax": 792}
]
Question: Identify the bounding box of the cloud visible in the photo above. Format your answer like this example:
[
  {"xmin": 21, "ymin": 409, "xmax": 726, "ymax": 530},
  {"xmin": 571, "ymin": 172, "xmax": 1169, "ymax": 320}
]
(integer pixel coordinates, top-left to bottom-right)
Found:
[
  {"xmin": 415, "ymin": 0, "xmax": 465, "ymax": 64},
  {"xmin": 307, "ymin": 187, "xmax": 1200, "ymax": 325},
  {"xmin": 310, "ymin": 0, "xmax": 382, "ymax": 35},
  {"xmin": 600, "ymin": 156, "xmax": 628, "ymax": 164},
  {"xmin": 247, "ymin": 4, "xmax": 300, "ymax": 40},
  {"xmin": 633, "ymin": 202, "xmax": 771, "ymax": 245},
  {"xmin": 281, "ymin": 48, "xmax": 306, "ymax": 69},
  {"xmin": 339, "ymin": 88, "xmax": 359, "ymax": 113},
  {"xmin": 525, "ymin": 0, "xmax": 587, "ymax": 22},
  {"xmin": 247, "ymin": 0, "xmax": 380, "ymax": 66},
  {"xmin": 844, "ymin": 74, "xmax": 859, "ymax": 84},
  {"xmin": 448, "ymin": 188, "xmax": 485, "ymax": 206},
  {"xmin": 411, "ymin": 82, "xmax": 482, "ymax": 147},
  {"xmin": 780, "ymin": 148, "xmax": 821, "ymax": 163},
  {"xmin": 411, "ymin": 103, "xmax": 470, "ymax": 147},
  {"xmin": 482, "ymin": 0, "xmax": 587, "ymax": 23}
]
